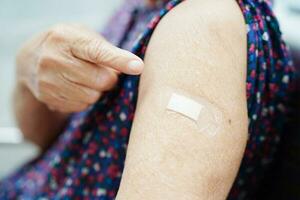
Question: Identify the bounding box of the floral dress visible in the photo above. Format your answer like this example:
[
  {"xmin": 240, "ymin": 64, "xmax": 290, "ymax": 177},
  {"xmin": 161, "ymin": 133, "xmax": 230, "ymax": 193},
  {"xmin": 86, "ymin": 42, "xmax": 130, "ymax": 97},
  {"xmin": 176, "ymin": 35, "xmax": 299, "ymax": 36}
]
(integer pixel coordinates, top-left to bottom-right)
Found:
[{"xmin": 0, "ymin": 0, "xmax": 295, "ymax": 199}]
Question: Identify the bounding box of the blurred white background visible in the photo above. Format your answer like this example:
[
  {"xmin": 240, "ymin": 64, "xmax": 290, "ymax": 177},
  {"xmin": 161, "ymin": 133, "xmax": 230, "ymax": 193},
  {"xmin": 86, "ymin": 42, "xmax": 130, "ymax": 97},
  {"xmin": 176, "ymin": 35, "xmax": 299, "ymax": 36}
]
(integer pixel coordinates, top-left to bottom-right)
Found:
[
  {"xmin": 0, "ymin": 0, "xmax": 121, "ymax": 178},
  {"xmin": 0, "ymin": 0, "xmax": 299, "ymax": 179}
]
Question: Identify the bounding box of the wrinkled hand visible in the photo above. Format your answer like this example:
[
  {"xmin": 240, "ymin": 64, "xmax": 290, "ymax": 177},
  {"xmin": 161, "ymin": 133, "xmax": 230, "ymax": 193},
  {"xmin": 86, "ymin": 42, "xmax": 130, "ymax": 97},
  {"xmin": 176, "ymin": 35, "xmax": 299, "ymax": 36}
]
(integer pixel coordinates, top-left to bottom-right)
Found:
[{"xmin": 17, "ymin": 24, "xmax": 144, "ymax": 113}]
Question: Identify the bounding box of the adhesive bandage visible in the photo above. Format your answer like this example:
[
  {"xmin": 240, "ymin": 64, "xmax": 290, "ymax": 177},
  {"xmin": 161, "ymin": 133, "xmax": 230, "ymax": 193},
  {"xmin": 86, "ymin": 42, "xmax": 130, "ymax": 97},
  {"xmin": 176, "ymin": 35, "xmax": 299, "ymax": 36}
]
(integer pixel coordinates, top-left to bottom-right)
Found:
[
  {"xmin": 166, "ymin": 93, "xmax": 222, "ymax": 136},
  {"xmin": 167, "ymin": 93, "xmax": 203, "ymax": 121}
]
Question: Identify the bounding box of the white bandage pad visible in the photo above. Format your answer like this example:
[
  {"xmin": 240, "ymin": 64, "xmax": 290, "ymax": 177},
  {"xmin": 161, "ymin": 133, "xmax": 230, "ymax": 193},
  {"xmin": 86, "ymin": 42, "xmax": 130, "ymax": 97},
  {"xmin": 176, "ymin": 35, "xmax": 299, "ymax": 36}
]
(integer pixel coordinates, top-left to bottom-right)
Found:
[
  {"xmin": 166, "ymin": 92, "xmax": 222, "ymax": 136},
  {"xmin": 167, "ymin": 93, "xmax": 203, "ymax": 121}
]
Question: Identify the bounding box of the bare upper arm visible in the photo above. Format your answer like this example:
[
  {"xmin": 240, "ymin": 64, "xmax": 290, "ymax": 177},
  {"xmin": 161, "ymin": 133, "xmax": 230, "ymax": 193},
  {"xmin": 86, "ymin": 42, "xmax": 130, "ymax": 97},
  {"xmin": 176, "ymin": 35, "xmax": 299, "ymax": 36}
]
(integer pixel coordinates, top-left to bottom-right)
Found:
[{"xmin": 117, "ymin": 0, "xmax": 248, "ymax": 199}]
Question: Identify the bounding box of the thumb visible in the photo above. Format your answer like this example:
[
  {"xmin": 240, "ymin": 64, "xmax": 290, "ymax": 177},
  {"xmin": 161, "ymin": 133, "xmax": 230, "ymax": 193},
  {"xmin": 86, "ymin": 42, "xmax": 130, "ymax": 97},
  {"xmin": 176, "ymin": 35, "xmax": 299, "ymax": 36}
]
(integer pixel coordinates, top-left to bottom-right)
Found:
[{"xmin": 70, "ymin": 35, "xmax": 144, "ymax": 75}]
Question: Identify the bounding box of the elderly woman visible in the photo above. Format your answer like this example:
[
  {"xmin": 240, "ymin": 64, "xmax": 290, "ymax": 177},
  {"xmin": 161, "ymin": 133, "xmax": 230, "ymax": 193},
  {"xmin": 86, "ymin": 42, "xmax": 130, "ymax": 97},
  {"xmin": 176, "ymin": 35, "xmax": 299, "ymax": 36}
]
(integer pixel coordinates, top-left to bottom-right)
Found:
[{"xmin": 0, "ymin": 0, "xmax": 295, "ymax": 199}]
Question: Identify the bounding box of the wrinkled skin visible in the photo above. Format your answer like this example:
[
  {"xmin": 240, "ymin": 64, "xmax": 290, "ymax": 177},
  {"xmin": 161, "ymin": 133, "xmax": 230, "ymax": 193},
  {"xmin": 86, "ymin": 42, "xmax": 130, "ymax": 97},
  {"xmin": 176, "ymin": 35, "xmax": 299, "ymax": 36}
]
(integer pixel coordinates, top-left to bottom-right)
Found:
[
  {"xmin": 16, "ymin": 24, "xmax": 144, "ymax": 113},
  {"xmin": 15, "ymin": 23, "xmax": 144, "ymax": 148}
]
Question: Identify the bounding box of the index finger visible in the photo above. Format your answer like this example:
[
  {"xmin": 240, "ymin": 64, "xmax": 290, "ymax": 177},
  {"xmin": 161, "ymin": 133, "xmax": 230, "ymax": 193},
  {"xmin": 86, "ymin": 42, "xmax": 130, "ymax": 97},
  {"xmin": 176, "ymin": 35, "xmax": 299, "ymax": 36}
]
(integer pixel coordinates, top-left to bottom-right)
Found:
[{"xmin": 70, "ymin": 36, "xmax": 144, "ymax": 75}]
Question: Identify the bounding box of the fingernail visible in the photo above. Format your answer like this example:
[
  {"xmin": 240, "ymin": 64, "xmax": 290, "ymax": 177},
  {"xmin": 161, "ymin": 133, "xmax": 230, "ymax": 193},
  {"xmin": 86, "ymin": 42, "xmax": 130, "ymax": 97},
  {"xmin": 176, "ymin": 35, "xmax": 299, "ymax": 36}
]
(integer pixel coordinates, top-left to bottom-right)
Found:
[{"xmin": 127, "ymin": 60, "xmax": 144, "ymax": 74}]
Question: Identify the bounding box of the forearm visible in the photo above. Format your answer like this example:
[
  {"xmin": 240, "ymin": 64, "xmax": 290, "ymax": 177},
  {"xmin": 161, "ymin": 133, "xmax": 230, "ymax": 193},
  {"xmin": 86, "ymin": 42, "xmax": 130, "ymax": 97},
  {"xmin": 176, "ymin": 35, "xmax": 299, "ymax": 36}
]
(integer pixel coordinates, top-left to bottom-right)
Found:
[{"xmin": 14, "ymin": 82, "xmax": 69, "ymax": 150}]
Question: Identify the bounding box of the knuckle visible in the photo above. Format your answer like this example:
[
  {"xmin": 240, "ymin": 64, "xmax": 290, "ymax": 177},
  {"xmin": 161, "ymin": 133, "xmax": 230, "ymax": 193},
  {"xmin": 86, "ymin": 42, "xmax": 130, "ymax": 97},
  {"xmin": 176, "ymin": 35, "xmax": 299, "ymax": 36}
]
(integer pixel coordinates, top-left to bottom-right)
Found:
[
  {"xmin": 59, "ymin": 71, "xmax": 75, "ymax": 84},
  {"xmin": 92, "ymin": 70, "xmax": 118, "ymax": 91},
  {"xmin": 79, "ymin": 86, "xmax": 99, "ymax": 103},
  {"xmin": 37, "ymin": 54, "xmax": 56, "ymax": 72},
  {"xmin": 47, "ymin": 24, "xmax": 70, "ymax": 42},
  {"xmin": 88, "ymin": 41, "xmax": 111, "ymax": 63},
  {"xmin": 47, "ymin": 31, "xmax": 63, "ymax": 43}
]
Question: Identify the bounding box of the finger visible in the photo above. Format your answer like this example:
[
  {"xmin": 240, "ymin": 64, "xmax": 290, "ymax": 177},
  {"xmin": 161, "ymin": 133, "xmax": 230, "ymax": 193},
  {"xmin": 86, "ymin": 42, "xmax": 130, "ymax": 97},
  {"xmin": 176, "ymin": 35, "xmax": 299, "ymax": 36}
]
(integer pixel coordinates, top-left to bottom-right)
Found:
[
  {"xmin": 39, "ymin": 68, "xmax": 102, "ymax": 105},
  {"xmin": 48, "ymin": 99, "xmax": 90, "ymax": 113},
  {"xmin": 70, "ymin": 35, "xmax": 144, "ymax": 75},
  {"xmin": 41, "ymin": 92, "xmax": 90, "ymax": 113},
  {"xmin": 65, "ymin": 58, "xmax": 119, "ymax": 92},
  {"xmin": 56, "ymin": 73, "xmax": 102, "ymax": 104}
]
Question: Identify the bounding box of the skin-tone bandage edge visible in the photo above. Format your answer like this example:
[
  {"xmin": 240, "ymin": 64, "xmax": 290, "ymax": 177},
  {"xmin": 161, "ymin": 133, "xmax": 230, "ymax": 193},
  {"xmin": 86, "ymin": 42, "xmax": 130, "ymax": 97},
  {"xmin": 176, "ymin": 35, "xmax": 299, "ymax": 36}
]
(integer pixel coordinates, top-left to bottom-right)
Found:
[{"xmin": 166, "ymin": 92, "xmax": 223, "ymax": 136}]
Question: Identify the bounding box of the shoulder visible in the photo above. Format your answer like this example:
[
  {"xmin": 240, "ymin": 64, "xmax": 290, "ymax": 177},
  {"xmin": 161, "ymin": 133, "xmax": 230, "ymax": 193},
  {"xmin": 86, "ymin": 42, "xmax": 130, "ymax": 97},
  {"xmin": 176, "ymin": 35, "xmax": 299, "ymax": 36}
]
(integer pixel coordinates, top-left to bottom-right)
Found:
[
  {"xmin": 153, "ymin": 0, "xmax": 246, "ymax": 39},
  {"xmin": 144, "ymin": 0, "xmax": 247, "ymax": 65},
  {"xmin": 141, "ymin": 0, "xmax": 248, "ymax": 117},
  {"xmin": 143, "ymin": 0, "xmax": 247, "ymax": 76}
]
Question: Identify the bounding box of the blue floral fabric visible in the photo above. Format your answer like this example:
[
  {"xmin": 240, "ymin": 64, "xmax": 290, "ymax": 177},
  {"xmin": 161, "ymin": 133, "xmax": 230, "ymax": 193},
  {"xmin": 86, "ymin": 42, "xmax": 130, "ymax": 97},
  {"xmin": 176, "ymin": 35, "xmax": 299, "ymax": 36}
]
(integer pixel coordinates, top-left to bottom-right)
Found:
[{"xmin": 0, "ymin": 0, "xmax": 295, "ymax": 199}]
